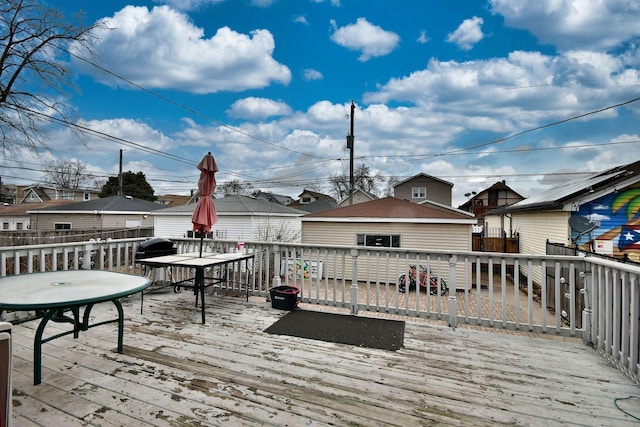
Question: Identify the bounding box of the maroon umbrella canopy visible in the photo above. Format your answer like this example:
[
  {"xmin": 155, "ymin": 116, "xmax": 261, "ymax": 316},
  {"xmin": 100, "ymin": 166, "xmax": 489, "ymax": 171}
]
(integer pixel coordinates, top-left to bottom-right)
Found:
[{"xmin": 191, "ymin": 152, "xmax": 218, "ymax": 234}]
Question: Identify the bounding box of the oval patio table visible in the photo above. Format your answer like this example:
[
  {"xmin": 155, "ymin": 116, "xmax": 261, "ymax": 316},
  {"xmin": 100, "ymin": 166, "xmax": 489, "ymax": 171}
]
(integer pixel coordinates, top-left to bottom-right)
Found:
[{"xmin": 0, "ymin": 270, "xmax": 151, "ymax": 385}]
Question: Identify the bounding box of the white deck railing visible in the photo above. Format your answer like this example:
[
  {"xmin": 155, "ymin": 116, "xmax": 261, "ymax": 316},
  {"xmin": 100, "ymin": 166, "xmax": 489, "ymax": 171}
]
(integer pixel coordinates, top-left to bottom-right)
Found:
[{"xmin": 0, "ymin": 237, "xmax": 638, "ymax": 382}]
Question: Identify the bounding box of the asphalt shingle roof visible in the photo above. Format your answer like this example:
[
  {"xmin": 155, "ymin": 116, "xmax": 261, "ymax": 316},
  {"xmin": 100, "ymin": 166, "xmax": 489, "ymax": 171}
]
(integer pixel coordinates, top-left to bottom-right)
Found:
[
  {"xmin": 303, "ymin": 196, "xmax": 472, "ymax": 220},
  {"xmin": 27, "ymin": 195, "xmax": 166, "ymax": 213},
  {"xmin": 155, "ymin": 195, "xmax": 306, "ymax": 215}
]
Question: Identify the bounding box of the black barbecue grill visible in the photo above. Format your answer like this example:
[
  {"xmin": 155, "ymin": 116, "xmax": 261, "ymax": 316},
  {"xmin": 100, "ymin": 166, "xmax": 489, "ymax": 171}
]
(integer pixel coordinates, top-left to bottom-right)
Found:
[{"xmin": 135, "ymin": 237, "xmax": 177, "ymax": 259}]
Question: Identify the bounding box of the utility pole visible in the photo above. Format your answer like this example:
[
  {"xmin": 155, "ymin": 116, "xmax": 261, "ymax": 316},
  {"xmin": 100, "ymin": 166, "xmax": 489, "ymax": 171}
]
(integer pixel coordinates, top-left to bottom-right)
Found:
[
  {"xmin": 346, "ymin": 101, "xmax": 355, "ymax": 205},
  {"xmin": 118, "ymin": 149, "xmax": 123, "ymax": 196}
]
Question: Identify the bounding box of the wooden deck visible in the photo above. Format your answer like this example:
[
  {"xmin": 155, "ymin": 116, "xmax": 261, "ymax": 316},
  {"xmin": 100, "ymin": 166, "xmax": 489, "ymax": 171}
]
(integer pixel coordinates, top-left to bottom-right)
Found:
[{"xmin": 7, "ymin": 289, "xmax": 640, "ymax": 426}]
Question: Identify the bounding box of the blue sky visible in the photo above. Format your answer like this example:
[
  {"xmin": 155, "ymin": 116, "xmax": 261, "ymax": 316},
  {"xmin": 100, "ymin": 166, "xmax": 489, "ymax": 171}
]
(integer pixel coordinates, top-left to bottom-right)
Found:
[{"xmin": 6, "ymin": 0, "xmax": 640, "ymax": 206}]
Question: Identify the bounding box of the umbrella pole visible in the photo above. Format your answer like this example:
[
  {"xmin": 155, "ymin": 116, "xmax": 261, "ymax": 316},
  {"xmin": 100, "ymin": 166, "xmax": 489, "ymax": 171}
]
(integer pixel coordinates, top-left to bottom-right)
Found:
[{"xmin": 199, "ymin": 234, "xmax": 203, "ymax": 257}]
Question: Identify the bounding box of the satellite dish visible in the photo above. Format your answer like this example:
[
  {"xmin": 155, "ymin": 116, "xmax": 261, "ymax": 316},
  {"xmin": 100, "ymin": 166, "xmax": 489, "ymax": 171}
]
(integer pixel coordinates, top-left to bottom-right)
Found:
[{"xmin": 569, "ymin": 215, "xmax": 597, "ymax": 244}]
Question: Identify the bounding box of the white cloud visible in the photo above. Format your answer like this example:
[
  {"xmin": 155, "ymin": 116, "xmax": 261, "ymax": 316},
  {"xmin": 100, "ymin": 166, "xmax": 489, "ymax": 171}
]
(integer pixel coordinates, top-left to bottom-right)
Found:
[
  {"xmin": 417, "ymin": 30, "xmax": 429, "ymax": 44},
  {"xmin": 250, "ymin": 0, "xmax": 275, "ymax": 7},
  {"xmin": 446, "ymin": 16, "xmax": 484, "ymax": 51},
  {"xmin": 72, "ymin": 5, "xmax": 291, "ymax": 93},
  {"xmin": 293, "ymin": 15, "xmax": 308, "ymax": 25},
  {"xmin": 330, "ymin": 17, "xmax": 400, "ymax": 61},
  {"xmin": 156, "ymin": 0, "xmax": 224, "ymax": 11},
  {"xmin": 364, "ymin": 47, "xmax": 637, "ymax": 134},
  {"xmin": 490, "ymin": 0, "xmax": 640, "ymax": 51},
  {"xmin": 227, "ymin": 97, "xmax": 293, "ymax": 120},
  {"xmin": 311, "ymin": 0, "xmax": 341, "ymax": 6},
  {"xmin": 303, "ymin": 68, "xmax": 323, "ymax": 80}
]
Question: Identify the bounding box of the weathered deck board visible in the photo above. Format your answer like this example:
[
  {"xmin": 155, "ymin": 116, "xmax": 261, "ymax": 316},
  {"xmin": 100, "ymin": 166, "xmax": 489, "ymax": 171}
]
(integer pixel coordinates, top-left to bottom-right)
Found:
[{"xmin": 7, "ymin": 290, "xmax": 640, "ymax": 426}]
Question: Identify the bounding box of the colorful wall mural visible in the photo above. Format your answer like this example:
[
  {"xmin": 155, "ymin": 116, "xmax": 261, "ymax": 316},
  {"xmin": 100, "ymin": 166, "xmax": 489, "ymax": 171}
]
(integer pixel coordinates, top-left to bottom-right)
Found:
[{"xmin": 573, "ymin": 182, "xmax": 640, "ymax": 260}]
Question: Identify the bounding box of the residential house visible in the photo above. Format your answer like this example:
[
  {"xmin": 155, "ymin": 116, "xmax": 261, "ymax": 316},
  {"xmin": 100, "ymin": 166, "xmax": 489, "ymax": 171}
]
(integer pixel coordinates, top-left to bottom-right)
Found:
[
  {"xmin": 337, "ymin": 188, "xmax": 378, "ymax": 207},
  {"xmin": 0, "ymin": 200, "xmax": 74, "ymax": 231},
  {"xmin": 458, "ymin": 180, "xmax": 525, "ymax": 232},
  {"xmin": 253, "ymin": 191, "xmax": 293, "ymax": 206},
  {"xmin": 27, "ymin": 195, "xmax": 163, "ymax": 231},
  {"xmin": 485, "ymin": 160, "xmax": 640, "ymax": 261},
  {"xmin": 393, "ymin": 173, "xmax": 453, "ymax": 205},
  {"xmin": 288, "ymin": 189, "xmax": 337, "ymax": 213},
  {"xmin": 0, "ymin": 183, "xmax": 17, "ymax": 205},
  {"xmin": 156, "ymin": 194, "xmax": 191, "ymax": 207},
  {"xmin": 19, "ymin": 184, "xmax": 100, "ymax": 204},
  {"xmin": 153, "ymin": 195, "xmax": 306, "ymax": 242},
  {"xmin": 300, "ymin": 196, "xmax": 475, "ymax": 284}
]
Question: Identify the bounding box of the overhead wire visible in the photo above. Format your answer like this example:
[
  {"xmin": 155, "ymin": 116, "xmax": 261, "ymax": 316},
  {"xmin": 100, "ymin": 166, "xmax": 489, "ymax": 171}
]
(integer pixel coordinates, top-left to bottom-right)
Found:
[{"xmin": 7, "ymin": 33, "xmax": 640, "ymax": 192}]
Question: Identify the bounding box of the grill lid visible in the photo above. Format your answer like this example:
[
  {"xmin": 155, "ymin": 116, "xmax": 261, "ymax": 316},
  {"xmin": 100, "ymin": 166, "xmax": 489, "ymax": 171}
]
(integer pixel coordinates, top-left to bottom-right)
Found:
[{"xmin": 135, "ymin": 237, "xmax": 177, "ymax": 259}]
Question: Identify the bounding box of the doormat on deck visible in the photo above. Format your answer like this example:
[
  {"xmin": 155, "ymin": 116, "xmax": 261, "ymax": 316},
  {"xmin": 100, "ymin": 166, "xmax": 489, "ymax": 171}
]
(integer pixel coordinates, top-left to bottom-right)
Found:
[{"xmin": 263, "ymin": 310, "xmax": 405, "ymax": 351}]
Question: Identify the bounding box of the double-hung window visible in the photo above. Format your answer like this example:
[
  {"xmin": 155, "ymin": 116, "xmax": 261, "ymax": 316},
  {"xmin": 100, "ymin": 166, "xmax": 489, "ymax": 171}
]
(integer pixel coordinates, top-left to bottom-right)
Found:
[{"xmin": 412, "ymin": 187, "xmax": 426, "ymax": 199}]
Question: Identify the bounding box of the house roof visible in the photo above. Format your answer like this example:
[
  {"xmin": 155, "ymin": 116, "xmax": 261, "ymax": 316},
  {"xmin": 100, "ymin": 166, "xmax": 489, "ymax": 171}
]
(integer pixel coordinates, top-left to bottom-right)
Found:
[
  {"xmin": 302, "ymin": 196, "xmax": 474, "ymax": 223},
  {"xmin": 495, "ymin": 160, "xmax": 640, "ymax": 213},
  {"xmin": 156, "ymin": 194, "xmax": 191, "ymax": 206},
  {"xmin": 293, "ymin": 198, "xmax": 338, "ymax": 213},
  {"xmin": 252, "ymin": 191, "xmax": 292, "ymax": 205},
  {"xmin": 458, "ymin": 180, "xmax": 524, "ymax": 210},
  {"xmin": 154, "ymin": 195, "xmax": 306, "ymax": 216},
  {"xmin": 0, "ymin": 200, "xmax": 75, "ymax": 216},
  {"xmin": 394, "ymin": 173, "xmax": 454, "ymax": 188},
  {"xmin": 20, "ymin": 186, "xmax": 50, "ymax": 203},
  {"xmin": 295, "ymin": 189, "xmax": 337, "ymax": 203},
  {"xmin": 337, "ymin": 188, "xmax": 378, "ymax": 205},
  {"xmin": 26, "ymin": 195, "xmax": 167, "ymax": 213}
]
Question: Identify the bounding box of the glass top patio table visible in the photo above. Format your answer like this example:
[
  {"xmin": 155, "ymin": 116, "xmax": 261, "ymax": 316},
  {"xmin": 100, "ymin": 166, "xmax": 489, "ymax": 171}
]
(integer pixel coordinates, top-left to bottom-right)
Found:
[
  {"xmin": 0, "ymin": 270, "xmax": 151, "ymax": 385},
  {"xmin": 0, "ymin": 270, "xmax": 150, "ymax": 310}
]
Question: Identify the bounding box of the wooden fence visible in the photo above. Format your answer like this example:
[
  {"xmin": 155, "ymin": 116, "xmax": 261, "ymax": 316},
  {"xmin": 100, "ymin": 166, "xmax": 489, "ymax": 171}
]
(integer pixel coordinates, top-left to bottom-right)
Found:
[
  {"xmin": 0, "ymin": 227, "xmax": 154, "ymax": 246},
  {"xmin": 472, "ymin": 233, "xmax": 519, "ymax": 253}
]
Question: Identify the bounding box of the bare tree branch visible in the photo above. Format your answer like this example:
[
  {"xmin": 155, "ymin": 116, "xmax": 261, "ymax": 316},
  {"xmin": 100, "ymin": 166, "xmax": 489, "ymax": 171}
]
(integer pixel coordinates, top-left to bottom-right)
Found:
[{"xmin": 0, "ymin": 0, "xmax": 102, "ymax": 152}]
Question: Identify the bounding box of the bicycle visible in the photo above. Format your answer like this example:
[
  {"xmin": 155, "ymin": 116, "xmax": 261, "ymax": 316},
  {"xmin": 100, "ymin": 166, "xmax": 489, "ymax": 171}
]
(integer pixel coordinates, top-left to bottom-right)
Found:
[{"xmin": 397, "ymin": 264, "xmax": 448, "ymax": 295}]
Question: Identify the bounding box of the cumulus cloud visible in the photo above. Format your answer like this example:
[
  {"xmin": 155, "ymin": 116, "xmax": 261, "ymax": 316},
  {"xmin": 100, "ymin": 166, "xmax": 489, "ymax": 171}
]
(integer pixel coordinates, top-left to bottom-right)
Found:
[
  {"xmin": 490, "ymin": 0, "xmax": 640, "ymax": 51},
  {"xmin": 364, "ymin": 46, "xmax": 637, "ymax": 134},
  {"xmin": 446, "ymin": 16, "xmax": 484, "ymax": 51},
  {"xmin": 330, "ymin": 18, "xmax": 400, "ymax": 61},
  {"xmin": 303, "ymin": 68, "xmax": 323, "ymax": 80},
  {"xmin": 227, "ymin": 97, "xmax": 293, "ymax": 120},
  {"xmin": 72, "ymin": 5, "xmax": 291, "ymax": 93}
]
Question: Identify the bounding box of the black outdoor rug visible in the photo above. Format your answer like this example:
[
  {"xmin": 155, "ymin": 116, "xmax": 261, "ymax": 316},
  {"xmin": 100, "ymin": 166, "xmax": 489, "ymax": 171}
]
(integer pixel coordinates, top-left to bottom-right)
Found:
[{"xmin": 264, "ymin": 310, "xmax": 405, "ymax": 351}]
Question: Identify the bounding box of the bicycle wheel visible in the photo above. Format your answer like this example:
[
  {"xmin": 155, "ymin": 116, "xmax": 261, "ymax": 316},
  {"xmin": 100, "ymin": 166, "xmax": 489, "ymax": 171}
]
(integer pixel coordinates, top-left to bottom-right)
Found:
[
  {"xmin": 429, "ymin": 277, "xmax": 448, "ymax": 296},
  {"xmin": 397, "ymin": 274, "xmax": 407, "ymax": 293}
]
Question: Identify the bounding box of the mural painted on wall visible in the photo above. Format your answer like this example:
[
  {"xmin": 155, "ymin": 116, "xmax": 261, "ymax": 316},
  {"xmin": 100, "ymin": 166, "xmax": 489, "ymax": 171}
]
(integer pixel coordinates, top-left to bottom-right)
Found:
[{"xmin": 573, "ymin": 183, "xmax": 640, "ymax": 259}]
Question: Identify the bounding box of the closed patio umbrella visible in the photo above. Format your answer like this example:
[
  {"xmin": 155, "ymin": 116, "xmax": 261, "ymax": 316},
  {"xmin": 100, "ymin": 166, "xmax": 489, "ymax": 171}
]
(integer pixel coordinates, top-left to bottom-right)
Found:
[{"xmin": 191, "ymin": 152, "xmax": 218, "ymax": 256}]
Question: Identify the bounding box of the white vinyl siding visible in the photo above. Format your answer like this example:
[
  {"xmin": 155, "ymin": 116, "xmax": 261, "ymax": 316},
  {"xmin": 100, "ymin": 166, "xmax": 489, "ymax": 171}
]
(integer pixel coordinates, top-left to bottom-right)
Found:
[
  {"xmin": 30, "ymin": 213, "xmax": 154, "ymax": 231},
  {"xmin": 510, "ymin": 210, "xmax": 571, "ymax": 285},
  {"xmin": 154, "ymin": 214, "xmax": 302, "ymax": 242},
  {"xmin": 301, "ymin": 221, "xmax": 471, "ymax": 286}
]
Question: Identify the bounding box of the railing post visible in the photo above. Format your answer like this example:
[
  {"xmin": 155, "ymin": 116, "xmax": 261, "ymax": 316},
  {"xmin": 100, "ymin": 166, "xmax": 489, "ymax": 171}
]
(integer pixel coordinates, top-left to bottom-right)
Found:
[
  {"xmin": 581, "ymin": 270, "xmax": 592, "ymax": 345},
  {"xmin": 271, "ymin": 244, "xmax": 281, "ymax": 288},
  {"xmin": 350, "ymin": 248, "xmax": 359, "ymax": 315},
  {"xmin": 448, "ymin": 255, "xmax": 457, "ymax": 328},
  {"xmin": 82, "ymin": 243, "xmax": 93, "ymax": 270}
]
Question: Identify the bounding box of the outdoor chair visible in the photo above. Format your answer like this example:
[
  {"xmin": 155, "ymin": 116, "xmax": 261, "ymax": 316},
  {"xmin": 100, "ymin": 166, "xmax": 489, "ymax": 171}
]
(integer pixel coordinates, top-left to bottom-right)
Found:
[{"xmin": 0, "ymin": 321, "xmax": 11, "ymax": 427}]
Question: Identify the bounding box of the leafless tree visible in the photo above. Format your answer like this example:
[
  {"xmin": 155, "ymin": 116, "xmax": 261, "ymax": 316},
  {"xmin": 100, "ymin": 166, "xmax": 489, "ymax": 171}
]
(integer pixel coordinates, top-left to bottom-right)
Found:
[
  {"xmin": 218, "ymin": 179, "xmax": 253, "ymax": 196},
  {"xmin": 45, "ymin": 158, "xmax": 93, "ymax": 188},
  {"xmin": 329, "ymin": 163, "xmax": 386, "ymax": 200},
  {"xmin": 254, "ymin": 218, "xmax": 300, "ymax": 243},
  {"xmin": 383, "ymin": 175, "xmax": 400, "ymax": 197},
  {"xmin": 0, "ymin": 0, "xmax": 101, "ymax": 152}
]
